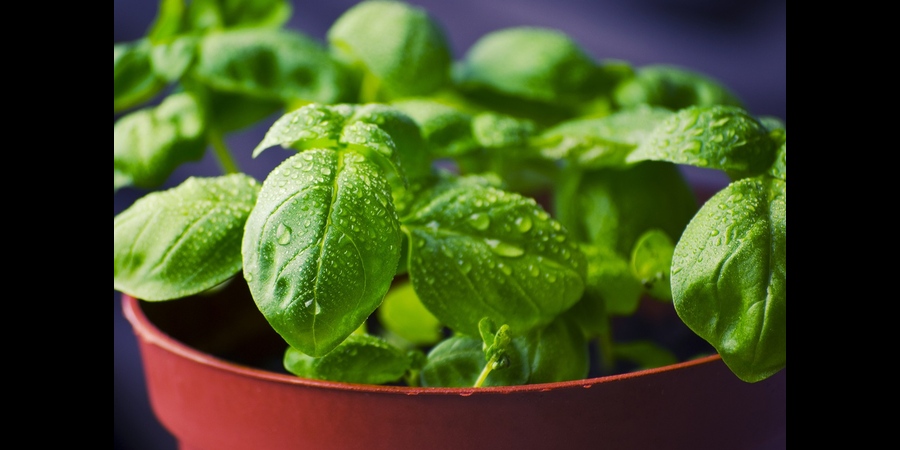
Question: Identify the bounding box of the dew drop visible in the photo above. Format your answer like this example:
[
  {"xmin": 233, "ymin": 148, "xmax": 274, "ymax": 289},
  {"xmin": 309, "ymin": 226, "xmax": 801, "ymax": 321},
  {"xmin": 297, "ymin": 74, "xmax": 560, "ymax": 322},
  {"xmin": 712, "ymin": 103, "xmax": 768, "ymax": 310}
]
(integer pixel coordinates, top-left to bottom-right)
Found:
[
  {"xmin": 467, "ymin": 213, "xmax": 490, "ymax": 231},
  {"xmin": 515, "ymin": 216, "xmax": 532, "ymax": 233},
  {"xmin": 276, "ymin": 223, "xmax": 292, "ymax": 245},
  {"xmin": 485, "ymin": 239, "xmax": 525, "ymax": 257}
]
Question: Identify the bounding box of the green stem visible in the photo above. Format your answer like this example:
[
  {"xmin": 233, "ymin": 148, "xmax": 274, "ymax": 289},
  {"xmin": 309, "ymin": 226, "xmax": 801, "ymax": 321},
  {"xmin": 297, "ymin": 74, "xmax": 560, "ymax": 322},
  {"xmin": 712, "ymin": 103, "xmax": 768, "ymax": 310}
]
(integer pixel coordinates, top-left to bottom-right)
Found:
[
  {"xmin": 208, "ymin": 131, "xmax": 240, "ymax": 175},
  {"xmin": 473, "ymin": 356, "xmax": 497, "ymax": 388}
]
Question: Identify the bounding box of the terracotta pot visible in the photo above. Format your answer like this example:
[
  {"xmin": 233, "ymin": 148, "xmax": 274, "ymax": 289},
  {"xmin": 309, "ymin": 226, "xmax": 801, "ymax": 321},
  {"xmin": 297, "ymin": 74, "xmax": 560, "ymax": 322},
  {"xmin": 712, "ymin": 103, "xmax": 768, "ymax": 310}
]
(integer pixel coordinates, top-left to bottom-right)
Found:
[{"xmin": 122, "ymin": 277, "xmax": 785, "ymax": 450}]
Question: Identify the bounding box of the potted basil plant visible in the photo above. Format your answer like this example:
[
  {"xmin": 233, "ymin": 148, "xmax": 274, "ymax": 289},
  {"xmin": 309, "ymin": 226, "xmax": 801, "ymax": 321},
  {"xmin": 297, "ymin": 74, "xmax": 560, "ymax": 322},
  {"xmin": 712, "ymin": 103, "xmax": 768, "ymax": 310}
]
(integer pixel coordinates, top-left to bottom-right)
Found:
[{"xmin": 114, "ymin": 1, "xmax": 785, "ymax": 448}]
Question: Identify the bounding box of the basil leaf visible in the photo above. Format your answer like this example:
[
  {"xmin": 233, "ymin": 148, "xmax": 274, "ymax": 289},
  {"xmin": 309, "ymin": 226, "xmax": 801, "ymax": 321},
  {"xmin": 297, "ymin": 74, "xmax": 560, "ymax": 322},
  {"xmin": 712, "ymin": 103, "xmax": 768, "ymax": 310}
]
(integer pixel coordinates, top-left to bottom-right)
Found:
[
  {"xmin": 581, "ymin": 243, "xmax": 643, "ymax": 316},
  {"xmin": 420, "ymin": 315, "xmax": 587, "ymax": 387},
  {"xmin": 419, "ymin": 334, "xmax": 529, "ymax": 387},
  {"xmin": 114, "ymin": 92, "xmax": 208, "ymax": 191},
  {"xmin": 627, "ymin": 105, "xmax": 776, "ymax": 179},
  {"xmin": 403, "ymin": 183, "xmax": 586, "ymax": 337},
  {"xmin": 525, "ymin": 316, "xmax": 590, "ymax": 384},
  {"xmin": 252, "ymin": 103, "xmax": 354, "ymax": 156},
  {"xmin": 194, "ymin": 29, "xmax": 350, "ymax": 104},
  {"xmin": 390, "ymin": 99, "xmax": 479, "ymax": 158},
  {"xmin": 283, "ymin": 334, "xmax": 411, "ymax": 385},
  {"xmin": 114, "ymin": 39, "xmax": 167, "ymax": 113},
  {"xmin": 672, "ymin": 177, "xmax": 786, "ymax": 382},
  {"xmin": 455, "ymin": 27, "xmax": 602, "ymax": 107},
  {"xmin": 553, "ymin": 161, "xmax": 697, "ymax": 256},
  {"xmin": 149, "ymin": 0, "xmax": 292, "ymax": 40},
  {"xmin": 242, "ymin": 149, "xmax": 402, "ymax": 357},
  {"xmin": 630, "ymin": 229, "xmax": 676, "ymax": 302},
  {"xmin": 113, "ymin": 174, "xmax": 260, "ymax": 300},
  {"xmin": 150, "ymin": 36, "xmax": 198, "ymax": 82},
  {"xmin": 534, "ymin": 105, "xmax": 673, "ymax": 169},
  {"xmin": 327, "ymin": 0, "xmax": 452, "ymax": 100},
  {"xmin": 377, "ymin": 280, "xmax": 443, "ymax": 346},
  {"xmin": 613, "ymin": 64, "xmax": 744, "ymax": 111}
]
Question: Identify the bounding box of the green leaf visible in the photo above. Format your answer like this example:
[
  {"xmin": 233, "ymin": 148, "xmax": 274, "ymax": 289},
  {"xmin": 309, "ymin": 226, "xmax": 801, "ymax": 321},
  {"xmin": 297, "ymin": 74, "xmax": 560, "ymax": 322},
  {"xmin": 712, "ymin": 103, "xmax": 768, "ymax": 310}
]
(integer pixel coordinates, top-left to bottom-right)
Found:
[
  {"xmin": 390, "ymin": 99, "xmax": 479, "ymax": 158},
  {"xmin": 630, "ymin": 229, "xmax": 675, "ymax": 302},
  {"xmin": 150, "ymin": 36, "xmax": 198, "ymax": 82},
  {"xmin": 553, "ymin": 161, "xmax": 698, "ymax": 256},
  {"xmin": 113, "ymin": 174, "xmax": 260, "ymax": 300},
  {"xmin": 672, "ymin": 177, "xmax": 786, "ymax": 382},
  {"xmin": 327, "ymin": 0, "xmax": 452, "ymax": 101},
  {"xmin": 114, "ymin": 39, "xmax": 168, "ymax": 112},
  {"xmin": 283, "ymin": 334, "xmax": 411, "ymax": 385},
  {"xmin": 419, "ymin": 333, "xmax": 529, "ymax": 387},
  {"xmin": 377, "ymin": 280, "xmax": 443, "ymax": 346},
  {"xmin": 627, "ymin": 105, "xmax": 776, "ymax": 179},
  {"xmin": 534, "ymin": 105, "xmax": 673, "ymax": 169},
  {"xmin": 580, "ymin": 243, "xmax": 643, "ymax": 317},
  {"xmin": 194, "ymin": 28, "xmax": 350, "ymax": 104},
  {"xmin": 114, "ymin": 92, "xmax": 208, "ymax": 191},
  {"xmin": 524, "ymin": 315, "xmax": 589, "ymax": 383},
  {"xmin": 455, "ymin": 27, "xmax": 602, "ymax": 107},
  {"xmin": 613, "ymin": 64, "xmax": 744, "ymax": 111},
  {"xmin": 419, "ymin": 315, "xmax": 587, "ymax": 387},
  {"xmin": 241, "ymin": 149, "xmax": 402, "ymax": 357},
  {"xmin": 149, "ymin": 0, "xmax": 292, "ymax": 40},
  {"xmin": 403, "ymin": 182, "xmax": 586, "ymax": 337},
  {"xmin": 471, "ymin": 112, "xmax": 535, "ymax": 149},
  {"xmin": 252, "ymin": 103, "xmax": 354, "ymax": 156}
]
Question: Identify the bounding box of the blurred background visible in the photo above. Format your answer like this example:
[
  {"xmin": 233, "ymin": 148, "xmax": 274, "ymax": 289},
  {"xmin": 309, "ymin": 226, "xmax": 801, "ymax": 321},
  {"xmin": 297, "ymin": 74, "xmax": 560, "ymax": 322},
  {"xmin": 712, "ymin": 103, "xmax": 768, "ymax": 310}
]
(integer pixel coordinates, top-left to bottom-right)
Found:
[{"xmin": 114, "ymin": 1, "xmax": 785, "ymax": 448}]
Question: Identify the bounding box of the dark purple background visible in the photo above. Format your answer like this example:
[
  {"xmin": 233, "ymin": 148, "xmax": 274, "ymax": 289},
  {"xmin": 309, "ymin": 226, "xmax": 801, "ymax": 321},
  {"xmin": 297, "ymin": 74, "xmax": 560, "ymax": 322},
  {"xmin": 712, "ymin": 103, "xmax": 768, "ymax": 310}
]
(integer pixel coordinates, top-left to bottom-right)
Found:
[{"xmin": 114, "ymin": 1, "xmax": 786, "ymax": 449}]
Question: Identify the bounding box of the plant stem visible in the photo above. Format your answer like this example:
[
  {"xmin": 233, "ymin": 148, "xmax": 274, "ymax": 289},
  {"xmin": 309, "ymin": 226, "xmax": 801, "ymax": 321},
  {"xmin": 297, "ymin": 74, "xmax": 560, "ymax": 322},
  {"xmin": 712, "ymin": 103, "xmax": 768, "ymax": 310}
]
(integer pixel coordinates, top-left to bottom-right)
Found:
[
  {"xmin": 208, "ymin": 131, "xmax": 240, "ymax": 174},
  {"xmin": 596, "ymin": 328, "xmax": 616, "ymax": 374},
  {"xmin": 473, "ymin": 357, "xmax": 497, "ymax": 388}
]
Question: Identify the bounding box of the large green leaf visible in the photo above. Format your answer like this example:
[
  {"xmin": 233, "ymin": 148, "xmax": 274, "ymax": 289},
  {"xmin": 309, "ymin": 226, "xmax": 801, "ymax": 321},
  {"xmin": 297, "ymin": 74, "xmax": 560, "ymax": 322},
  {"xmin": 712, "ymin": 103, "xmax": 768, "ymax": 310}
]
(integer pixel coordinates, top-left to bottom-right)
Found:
[
  {"xmin": 113, "ymin": 174, "xmax": 260, "ymax": 300},
  {"xmin": 403, "ymin": 182, "xmax": 586, "ymax": 336},
  {"xmin": 327, "ymin": 0, "xmax": 452, "ymax": 101},
  {"xmin": 672, "ymin": 177, "xmax": 785, "ymax": 382},
  {"xmin": 627, "ymin": 105, "xmax": 776, "ymax": 179},
  {"xmin": 242, "ymin": 149, "xmax": 402, "ymax": 357},
  {"xmin": 194, "ymin": 28, "xmax": 350, "ymax": 104}
]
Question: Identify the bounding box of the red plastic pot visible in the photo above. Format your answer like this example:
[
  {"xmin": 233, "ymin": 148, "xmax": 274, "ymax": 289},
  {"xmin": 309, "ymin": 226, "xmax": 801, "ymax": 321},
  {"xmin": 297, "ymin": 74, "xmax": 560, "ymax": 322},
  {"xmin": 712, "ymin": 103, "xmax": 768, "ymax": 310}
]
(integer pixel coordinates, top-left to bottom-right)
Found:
[{"xmin": 122, "ymin": 276, "xmax": 785, "ymax": 450}]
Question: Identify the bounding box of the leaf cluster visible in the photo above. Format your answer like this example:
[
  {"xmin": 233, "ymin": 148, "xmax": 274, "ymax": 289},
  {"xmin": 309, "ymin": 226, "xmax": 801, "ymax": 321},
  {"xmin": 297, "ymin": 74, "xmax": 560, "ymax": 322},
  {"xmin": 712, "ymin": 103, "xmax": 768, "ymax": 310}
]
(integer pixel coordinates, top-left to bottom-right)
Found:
[{"xmin": 114, "ymin": 0, "xmax": 785, "ymax": 386}]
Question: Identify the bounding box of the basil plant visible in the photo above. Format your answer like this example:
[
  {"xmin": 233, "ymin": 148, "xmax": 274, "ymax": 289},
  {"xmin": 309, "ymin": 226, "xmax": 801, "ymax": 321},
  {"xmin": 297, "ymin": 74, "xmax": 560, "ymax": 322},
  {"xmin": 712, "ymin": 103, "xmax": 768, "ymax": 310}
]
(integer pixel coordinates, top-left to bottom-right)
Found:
[{"xmin": 115, "ymin": 0, "xmax": 785, "ymax": 386}]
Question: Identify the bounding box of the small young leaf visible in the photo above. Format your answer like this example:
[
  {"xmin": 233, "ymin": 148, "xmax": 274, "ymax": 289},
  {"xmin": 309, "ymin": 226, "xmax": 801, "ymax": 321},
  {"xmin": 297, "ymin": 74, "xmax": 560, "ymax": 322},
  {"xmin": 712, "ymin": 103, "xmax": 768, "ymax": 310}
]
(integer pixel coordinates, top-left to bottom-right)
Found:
[
  {"xmin": 671, "ymin": 177, "xmax": 786, "ymax": 382},
  {"xmin": 627, "ymin": 105, "xmax": 776, "ymax": 179},
  {"xmin": 327, "ymin": 0, "xmax": 452, "ymax": 101},
  {"xmin": 113, "ymin": 174, "xmax": 260, "ymax": 300},
  {"xmin": 150, "ymin": 36, "xmax": 198, "ymax": 82},
  {"xmin": 419, "ymin": 334, "xmax": 529, "ymax": 387},
  {"xmin": 114, "ymin": 39, "xmax": 168, "ymax": 112},
  {"xmin": 630, "ymin": 229, "xmax": 676, "ymax": 302},
  {"xmin": 242, "ymin": 150, "xmax": 402, "ymax": 357},
  {"xmin": 377, "ymin": 280, "xmax": 443, "ymax": 346},
  {"xmin": 114, "ymin": 92, "xmax": 208, "ymax": 191},
  {"xmin": 283, "ymin": 334, "xmax": 411, "ymax": 385},
  {"xmin": 613, "ymin": 64, "xmax": 744, "ymax": 111},
  {"xmin": 403, "ymin": 183, "xmax": 586, "ymax": 337}
]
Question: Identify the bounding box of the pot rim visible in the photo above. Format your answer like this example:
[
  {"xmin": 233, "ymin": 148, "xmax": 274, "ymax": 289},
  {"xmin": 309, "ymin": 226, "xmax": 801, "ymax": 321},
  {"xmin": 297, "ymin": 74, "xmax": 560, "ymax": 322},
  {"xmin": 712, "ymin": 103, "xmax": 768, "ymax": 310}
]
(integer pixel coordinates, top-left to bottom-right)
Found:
[{"xmin": 122, "ymin": 293, "xmax": 723, "ymax": 396}]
